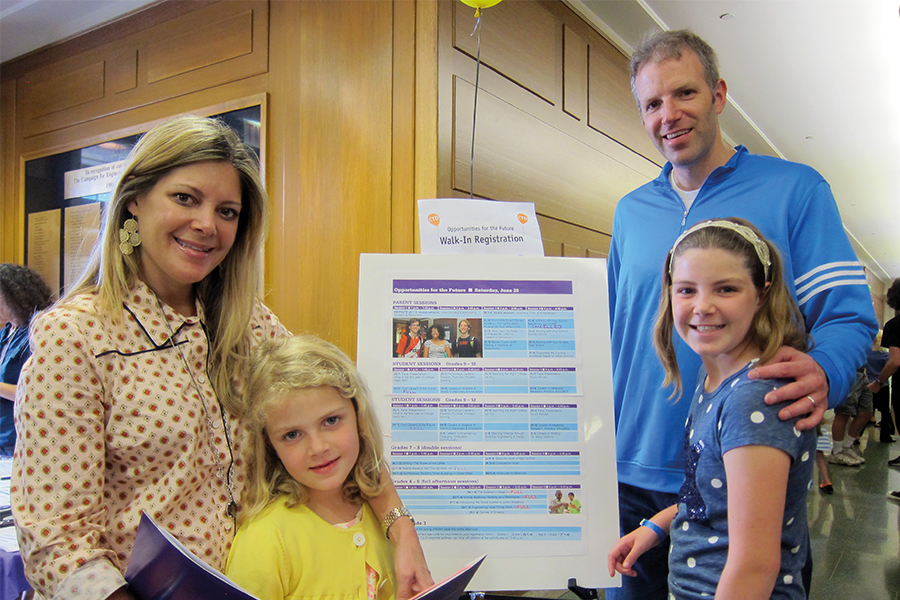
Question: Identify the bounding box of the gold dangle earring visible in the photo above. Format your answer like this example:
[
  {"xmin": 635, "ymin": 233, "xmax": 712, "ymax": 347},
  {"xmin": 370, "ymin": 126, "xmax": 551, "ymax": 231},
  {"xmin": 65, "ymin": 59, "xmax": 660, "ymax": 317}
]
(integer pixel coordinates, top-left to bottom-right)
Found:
[{"xmin": 119, "ymin": 215, "xmax": 142, "ymax": 255}]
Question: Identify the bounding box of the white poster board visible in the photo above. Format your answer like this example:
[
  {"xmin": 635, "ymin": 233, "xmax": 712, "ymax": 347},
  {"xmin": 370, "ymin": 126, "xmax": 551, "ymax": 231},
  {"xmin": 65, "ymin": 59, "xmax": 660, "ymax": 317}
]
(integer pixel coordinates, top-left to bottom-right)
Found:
[{"xmin": 357, "ymin": 254, "xmax": 620, "ymax": 591}]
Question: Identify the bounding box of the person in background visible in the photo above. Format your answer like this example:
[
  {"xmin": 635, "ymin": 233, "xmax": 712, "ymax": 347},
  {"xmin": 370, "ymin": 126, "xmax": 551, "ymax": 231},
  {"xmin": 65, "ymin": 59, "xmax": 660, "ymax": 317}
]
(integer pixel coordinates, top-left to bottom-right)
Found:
[
  {"xmin": 606, "ymin": 30, "xmax": 877, "ymax": 599},
  {"xmin": 815, "ymin": 425, "xmax": 834, "ymax": 494},
  {"xmin": 872, "ymin": 279, "xmax": 900, "ymax": 470},
  {"xmin": 12, "ymin": 116, "xmax": 431, "ymax": 600},
  {"xmin": 827, "ymin": 368, "xmax": 872, "ymax": 466},
  {"xmin": 226, "ymin": 335, "xmax": 397, "ymax": 600},
  {"xmin": 867, "ymin": 331, "xmax": 893, "ymax": 443},
  {"xmin": 0, "ymin": 263, "xmax": 52, "ymax": 457},
  {"xmin": 454, "ymin": 319, "xmax": 482, "ymax": 358}
]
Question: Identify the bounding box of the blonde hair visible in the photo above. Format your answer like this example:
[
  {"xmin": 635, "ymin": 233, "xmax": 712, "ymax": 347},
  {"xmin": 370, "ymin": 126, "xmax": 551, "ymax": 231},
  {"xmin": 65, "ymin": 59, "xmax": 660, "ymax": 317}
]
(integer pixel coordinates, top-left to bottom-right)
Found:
[
  {"xmin": 653, "ymin": 217, "xmax": 809, "ymax": 397},
  {"xmin": 238, "ymin": 335, "xmax": 386, "ymax": 525},
  {"xmin": 61, "ymin": 115, "xmax": 268, "ymax": 414}
]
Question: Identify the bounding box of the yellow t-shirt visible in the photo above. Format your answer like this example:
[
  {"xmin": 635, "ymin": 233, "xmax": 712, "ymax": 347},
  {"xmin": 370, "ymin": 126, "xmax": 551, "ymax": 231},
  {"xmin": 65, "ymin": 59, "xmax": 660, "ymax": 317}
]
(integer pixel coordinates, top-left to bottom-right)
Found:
[{"xmin": 226, "ymin": 497, "xmax": 395, "ymax": 600}]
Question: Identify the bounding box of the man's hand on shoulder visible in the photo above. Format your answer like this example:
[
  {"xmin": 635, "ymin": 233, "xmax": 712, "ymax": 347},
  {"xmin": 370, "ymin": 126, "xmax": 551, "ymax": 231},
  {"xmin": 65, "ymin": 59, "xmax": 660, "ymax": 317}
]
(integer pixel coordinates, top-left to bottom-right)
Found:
[{"xmin": 748, "ymin": 346, "xmax": 828, "ymax": 431}]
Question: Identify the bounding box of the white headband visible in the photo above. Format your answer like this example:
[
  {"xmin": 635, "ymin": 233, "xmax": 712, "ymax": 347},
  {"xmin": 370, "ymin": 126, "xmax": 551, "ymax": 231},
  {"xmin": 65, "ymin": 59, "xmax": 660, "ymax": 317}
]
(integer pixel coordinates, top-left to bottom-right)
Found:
[{"xmin": 668, "ymin": 220, "xmax": 771, "ymax": 282}]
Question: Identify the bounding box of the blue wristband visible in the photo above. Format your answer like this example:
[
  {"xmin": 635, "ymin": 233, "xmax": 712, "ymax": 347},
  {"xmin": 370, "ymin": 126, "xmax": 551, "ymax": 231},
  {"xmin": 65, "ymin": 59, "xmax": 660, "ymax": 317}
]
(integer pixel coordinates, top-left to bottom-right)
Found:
[{"xmin": 640, "ymin": 518, "xmax": 668, "ymax": 541}]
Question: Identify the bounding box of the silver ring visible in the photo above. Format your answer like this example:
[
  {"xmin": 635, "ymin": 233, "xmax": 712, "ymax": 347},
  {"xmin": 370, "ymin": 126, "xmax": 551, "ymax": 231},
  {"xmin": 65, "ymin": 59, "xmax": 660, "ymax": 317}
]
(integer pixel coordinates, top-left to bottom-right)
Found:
[{"xmin": 807, "ymin": 396, "xmax": 816, "ymax": 408}]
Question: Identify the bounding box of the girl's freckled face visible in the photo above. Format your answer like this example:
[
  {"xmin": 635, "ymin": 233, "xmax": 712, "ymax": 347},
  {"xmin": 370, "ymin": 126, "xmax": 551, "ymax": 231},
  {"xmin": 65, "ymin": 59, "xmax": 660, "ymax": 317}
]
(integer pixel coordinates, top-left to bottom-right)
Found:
[{"xmin": 671, "ymin": 247, "xmax": 763, "ymax": 371}]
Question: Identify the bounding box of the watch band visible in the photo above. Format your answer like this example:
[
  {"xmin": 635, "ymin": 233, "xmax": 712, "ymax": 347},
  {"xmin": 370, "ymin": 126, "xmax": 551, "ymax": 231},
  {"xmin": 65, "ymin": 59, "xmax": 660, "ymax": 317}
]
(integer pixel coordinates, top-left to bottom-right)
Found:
[
  {"xmin": 382, "ymin": 506, "xmax": 414, "ymax": 539},
  {"xmin": 640, "ymin": 518, "xmax": 668, "ymax": 541}
]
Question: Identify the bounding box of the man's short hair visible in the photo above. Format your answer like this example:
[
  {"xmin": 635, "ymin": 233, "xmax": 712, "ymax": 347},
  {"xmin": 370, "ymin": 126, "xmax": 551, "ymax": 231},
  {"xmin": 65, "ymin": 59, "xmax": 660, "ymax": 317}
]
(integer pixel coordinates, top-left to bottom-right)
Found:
[{"xmin": 629, "ymin": 29, "xmax": 720, "ymax": 108}]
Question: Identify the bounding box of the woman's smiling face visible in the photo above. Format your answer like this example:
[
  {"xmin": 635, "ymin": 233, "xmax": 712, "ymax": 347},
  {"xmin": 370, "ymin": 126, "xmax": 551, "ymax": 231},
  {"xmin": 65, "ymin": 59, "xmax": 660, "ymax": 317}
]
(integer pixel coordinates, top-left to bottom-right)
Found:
[{"xmin": 127, "ymin": 161, "xmax": 242, "ymax": 309}]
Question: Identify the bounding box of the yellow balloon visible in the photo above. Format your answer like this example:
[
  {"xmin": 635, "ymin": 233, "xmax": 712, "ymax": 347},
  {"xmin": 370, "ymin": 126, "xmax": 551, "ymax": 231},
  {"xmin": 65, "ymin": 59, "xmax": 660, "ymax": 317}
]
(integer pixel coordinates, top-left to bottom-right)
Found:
[{"xmin": 460, "ymin": 0, "xmax": 502, "ymax": 16}]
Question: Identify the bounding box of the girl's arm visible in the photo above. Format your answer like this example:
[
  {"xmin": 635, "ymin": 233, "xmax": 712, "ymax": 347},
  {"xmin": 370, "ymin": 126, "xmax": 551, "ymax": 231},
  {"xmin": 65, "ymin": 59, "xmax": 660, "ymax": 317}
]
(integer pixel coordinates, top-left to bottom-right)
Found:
[
  {"xmin": 868, "ymin": 345, "xmax": 900, "ymax": 393},
  {"xmin": 446, "ymin": 341, "xmax": 453, "ymax": 358},
  {"xmin": 423, "ymin": 344, "xmax": 430, "ymax": 358},
  {"xmin": 368, "ymin": 468, "xmax": 434, "ymax": 599},
  {"xmin": 0, "ymin": 381, "xmax": 15, "ymax": 401},
  {"xmin": 716, "ymin": 445, "xmax": 790, "ymax": 600},
  {"xmin": 608, "ymin": 504, "xmax": 677, "ymax": 578}
]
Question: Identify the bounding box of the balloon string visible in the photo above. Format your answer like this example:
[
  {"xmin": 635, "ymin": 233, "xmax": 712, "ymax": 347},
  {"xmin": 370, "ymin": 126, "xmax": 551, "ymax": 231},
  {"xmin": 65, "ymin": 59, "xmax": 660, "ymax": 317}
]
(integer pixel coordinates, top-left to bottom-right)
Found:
[{"xmin": 469, "ymin": 12, "xmax": 482, "ymax": 199}]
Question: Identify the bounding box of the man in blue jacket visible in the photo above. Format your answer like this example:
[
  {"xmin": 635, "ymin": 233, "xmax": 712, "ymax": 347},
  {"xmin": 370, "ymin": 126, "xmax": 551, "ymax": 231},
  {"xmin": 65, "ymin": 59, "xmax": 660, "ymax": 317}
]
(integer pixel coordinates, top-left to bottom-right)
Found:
[{"xmin": 606, "ymin": 30, "xmax": 878, "ymax": 599}]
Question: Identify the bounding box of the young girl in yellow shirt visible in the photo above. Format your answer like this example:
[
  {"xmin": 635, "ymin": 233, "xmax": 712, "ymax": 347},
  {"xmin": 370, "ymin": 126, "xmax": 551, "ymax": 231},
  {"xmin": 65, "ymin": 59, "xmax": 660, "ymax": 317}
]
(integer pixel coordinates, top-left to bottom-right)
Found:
[{"xmin": 226, "ymin": 334, "xmax": 406, "ymax": 600}]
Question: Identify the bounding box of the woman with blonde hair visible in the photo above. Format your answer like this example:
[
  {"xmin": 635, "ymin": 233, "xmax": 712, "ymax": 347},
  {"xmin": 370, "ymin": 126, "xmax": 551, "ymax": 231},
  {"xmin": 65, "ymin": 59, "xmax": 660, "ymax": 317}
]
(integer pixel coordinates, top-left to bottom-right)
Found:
[{"xmin": 13, "ymin": 115, "xmax": 430, "ymax": 600}]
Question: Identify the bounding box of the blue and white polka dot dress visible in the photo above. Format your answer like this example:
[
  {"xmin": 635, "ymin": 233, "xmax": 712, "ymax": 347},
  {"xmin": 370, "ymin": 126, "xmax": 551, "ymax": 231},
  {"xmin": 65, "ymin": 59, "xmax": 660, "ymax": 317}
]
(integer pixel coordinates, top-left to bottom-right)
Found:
[{"xmin": 667, "ymin": 361, "xmax": 815, "ymax": 599}]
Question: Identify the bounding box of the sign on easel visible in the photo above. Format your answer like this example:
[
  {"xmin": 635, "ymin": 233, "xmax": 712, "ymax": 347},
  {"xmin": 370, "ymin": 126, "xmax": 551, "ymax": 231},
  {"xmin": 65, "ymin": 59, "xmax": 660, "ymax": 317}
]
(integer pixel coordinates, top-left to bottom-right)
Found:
[{"xmin": 357, "ymin": 253, "xmax": 620, "ymax": 590}]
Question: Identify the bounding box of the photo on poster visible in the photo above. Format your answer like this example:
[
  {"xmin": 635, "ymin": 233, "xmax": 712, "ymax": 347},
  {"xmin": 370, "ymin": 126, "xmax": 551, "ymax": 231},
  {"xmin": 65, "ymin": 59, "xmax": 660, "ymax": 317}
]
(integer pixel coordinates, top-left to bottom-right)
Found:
[{"xmin": 393, "ymin": 317, "xmax": 485, "ymax": 359}]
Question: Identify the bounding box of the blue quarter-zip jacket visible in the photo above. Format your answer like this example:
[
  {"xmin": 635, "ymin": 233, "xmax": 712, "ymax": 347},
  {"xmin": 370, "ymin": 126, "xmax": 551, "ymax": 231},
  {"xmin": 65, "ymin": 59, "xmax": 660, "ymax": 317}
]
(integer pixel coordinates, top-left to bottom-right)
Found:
[{"xmin": 607, "ymin": 146, "xmax": 878, "ymax": 493}]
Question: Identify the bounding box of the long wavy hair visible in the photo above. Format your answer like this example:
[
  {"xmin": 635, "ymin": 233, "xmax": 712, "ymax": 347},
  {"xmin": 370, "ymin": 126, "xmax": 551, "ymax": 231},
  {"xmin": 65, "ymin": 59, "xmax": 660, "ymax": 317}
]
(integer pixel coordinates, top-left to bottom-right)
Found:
[
  {"xmin": 61, "ymin": 115, "xmax": 268, "ymax": 414},
  {"xmin": 237, "ymin": 335, "xmax": 386, "ymax": 525},
  {"xmin": 653, "ymin": 217, "xmax": 809, "ymax": 397}
]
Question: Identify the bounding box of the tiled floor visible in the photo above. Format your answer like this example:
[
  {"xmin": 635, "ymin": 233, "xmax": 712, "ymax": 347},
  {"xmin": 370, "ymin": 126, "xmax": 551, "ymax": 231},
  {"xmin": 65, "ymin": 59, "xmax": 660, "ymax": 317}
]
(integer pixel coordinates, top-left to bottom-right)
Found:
[
  {"xmin": 498, "ymin": 424, "xmax": 900, "ymax": 600},
  {"xmin": 807, "ymin": 425, "xmax": 900, "ymax": 600}
]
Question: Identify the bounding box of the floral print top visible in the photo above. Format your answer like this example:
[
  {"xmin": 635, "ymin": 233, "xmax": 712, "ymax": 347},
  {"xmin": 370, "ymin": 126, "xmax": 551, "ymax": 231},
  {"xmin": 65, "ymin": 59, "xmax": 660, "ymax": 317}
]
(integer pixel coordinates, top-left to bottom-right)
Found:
[{"xmin": 12, "ymin": 281, "xmax": 288, "ymax": 599}]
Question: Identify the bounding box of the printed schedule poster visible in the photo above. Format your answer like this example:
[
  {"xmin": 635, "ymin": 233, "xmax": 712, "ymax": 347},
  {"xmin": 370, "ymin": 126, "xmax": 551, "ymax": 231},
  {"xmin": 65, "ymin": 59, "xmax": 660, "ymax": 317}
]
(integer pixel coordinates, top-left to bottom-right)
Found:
[{"xmin": 357, "ymin": 254, "xmax": 619, "ymax": 591}]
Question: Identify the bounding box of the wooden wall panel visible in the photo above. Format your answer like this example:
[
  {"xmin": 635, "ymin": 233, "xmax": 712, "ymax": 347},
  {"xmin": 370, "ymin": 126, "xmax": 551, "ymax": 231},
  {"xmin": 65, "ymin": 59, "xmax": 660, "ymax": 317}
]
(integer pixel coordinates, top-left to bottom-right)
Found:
[
  {"xmin": 452, "ymin": 76, "xmax": 653, "ymax": 234},
  {"xmin": 563, "ymin": 24, "xmax": 588, "ymax": 121},
  {"xmin": 265, "ymin": 0, "xmax": 398, "ymax": 353},
  {"xmin": 392, "ymin": 2, "xmax": 419, "ymax": 256},
  {"xmin": 108, "ymin": 49, "xmax": 139, "ymax": 94},
  {"xmin": 439, "ymin": 0, "xmax": 661, "ymax": 256},
  {"xmin": 452, "ymin": 0, "xmax": 561, "ymax": 106},
  {"xmin": 587, "ymin": 35, "xmax": 659, "ymax": 161},
  {"xmin": 15, "ymin": 0, "xmax": 267, "ymax": 138},
  {"xmin": 146, "ymin": 10, "xmax": 255, "ymax": 83},
  {"xmin": 0, "ymin": 79, "xmax": 20, "ymax": 264},
  {"xmin": 538, "ymin": 214, "xmax": 610, "ymax": 259},
  {"xmin": 24, "ymin": 62, "xmax": 105, "ymax": 118}
]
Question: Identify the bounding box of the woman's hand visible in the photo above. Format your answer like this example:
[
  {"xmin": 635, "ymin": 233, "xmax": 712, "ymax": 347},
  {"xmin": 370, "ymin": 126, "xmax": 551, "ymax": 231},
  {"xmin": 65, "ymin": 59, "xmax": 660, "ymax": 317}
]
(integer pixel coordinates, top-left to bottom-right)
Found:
[{"xmin": 387, "ymin": 516, "xmax": 434, "ymax": 599}]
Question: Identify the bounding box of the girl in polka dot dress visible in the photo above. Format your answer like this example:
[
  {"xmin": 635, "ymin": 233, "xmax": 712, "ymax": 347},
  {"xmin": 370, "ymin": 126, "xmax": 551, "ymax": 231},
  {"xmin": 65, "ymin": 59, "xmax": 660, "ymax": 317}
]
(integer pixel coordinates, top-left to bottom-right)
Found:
[
  {"xmin": 608, "ymin": 218, "xmax": 816, "ymax": 600},
  {"xmin": 225, "ymin": 335, "xmax": 397, "ymax": 600}
]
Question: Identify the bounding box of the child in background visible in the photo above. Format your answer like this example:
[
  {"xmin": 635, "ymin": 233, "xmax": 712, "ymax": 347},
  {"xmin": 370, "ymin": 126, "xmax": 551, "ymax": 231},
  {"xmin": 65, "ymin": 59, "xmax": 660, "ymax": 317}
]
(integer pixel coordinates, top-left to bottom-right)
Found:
[
  {"xmin": 226, "ymin": 335, "xmax": 400, "ymax": 600},
  {"xmin": 608, "ymin": 218, "xmax": 815, "ymax": 600},
  {"xmin": 815, "ymin": 424, "xmax": 834, "ymax": 494}
]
